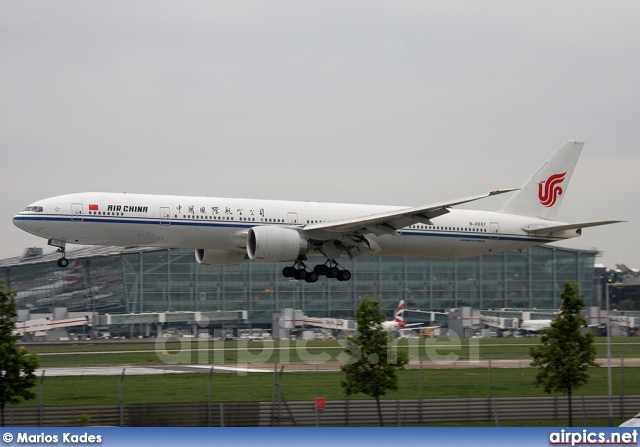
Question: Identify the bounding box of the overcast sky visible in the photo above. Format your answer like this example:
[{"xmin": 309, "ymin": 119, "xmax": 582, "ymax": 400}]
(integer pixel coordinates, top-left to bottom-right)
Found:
[{"xmin": 1, "ymin": 0, "xmax": 638, "ymax": 269}]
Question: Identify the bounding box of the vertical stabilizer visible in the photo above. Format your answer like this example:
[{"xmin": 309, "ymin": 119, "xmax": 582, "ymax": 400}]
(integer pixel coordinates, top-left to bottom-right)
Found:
[
  {"xmin": 498, "ymin": 141, "xmax": 583, "ymax": 220},
  {"xmin": 394, "ymin": 300, "xmax": 406, "ymax": 328}
]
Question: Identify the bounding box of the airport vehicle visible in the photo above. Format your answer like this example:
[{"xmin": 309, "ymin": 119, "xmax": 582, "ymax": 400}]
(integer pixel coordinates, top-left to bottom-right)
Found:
[{"xmin": 13, "ymin": 142, "xmax": 620, "ymax": 282}]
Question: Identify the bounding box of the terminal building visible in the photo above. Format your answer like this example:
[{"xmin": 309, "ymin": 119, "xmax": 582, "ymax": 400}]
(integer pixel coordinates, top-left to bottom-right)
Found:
[{"xmin": 1, "ymin": 244, "xmax": 604, "ymax": 333}]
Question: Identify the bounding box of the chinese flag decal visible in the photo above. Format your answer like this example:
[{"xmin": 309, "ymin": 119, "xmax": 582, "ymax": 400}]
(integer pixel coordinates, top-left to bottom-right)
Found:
[{"xmin": 89, "ymin": 204, "xmax": 99, "ymax": 211}]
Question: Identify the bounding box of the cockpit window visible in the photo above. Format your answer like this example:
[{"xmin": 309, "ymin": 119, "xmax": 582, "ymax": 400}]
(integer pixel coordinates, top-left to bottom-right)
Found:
[{"xmin": 24, "ymin": 206, "xmax": 44, "ymax": 212}]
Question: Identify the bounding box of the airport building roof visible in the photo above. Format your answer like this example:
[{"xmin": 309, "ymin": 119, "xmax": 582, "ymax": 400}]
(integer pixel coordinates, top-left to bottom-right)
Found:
[{"xmin": 0, "ymin": 245, "xmax": 163, "ymax": 268}]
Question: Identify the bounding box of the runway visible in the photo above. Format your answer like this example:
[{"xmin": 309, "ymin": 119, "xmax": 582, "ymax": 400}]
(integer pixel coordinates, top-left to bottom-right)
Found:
[{"xmin": 35, "ymin": 356, "xmax": 640, "ymax": 376}]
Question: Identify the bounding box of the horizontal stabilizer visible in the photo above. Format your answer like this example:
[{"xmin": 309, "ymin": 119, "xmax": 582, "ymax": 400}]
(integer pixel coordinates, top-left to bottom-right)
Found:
[{"xmin": 522, "ymin": 220, "xmax": 624, "ymax": 236}]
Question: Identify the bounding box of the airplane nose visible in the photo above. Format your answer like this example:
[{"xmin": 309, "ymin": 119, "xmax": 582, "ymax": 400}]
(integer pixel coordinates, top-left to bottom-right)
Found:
[{"xmin": 13, "ymin": 214, "xmax": 26, "ymax": 230}]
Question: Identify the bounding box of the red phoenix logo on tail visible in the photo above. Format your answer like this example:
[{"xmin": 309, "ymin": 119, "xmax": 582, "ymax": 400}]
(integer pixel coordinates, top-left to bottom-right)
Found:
[{"xmin": 538, "ymin": 172, "xmax": 566, "ymax": 207}]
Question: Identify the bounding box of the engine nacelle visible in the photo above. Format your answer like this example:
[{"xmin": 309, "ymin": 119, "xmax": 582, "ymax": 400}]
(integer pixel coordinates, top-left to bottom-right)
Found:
[
  {"xmin": 195, "ymin": 248, "xmax": 246, "ymax": 266},
  {"xmin": 247, "ymin": 226, "xmax": 308, "ymax": 262}
]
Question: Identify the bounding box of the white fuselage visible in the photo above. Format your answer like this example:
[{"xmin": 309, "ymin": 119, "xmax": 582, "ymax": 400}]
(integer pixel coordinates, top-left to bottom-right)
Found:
[
  {"xmin": 519, "ymin": 320, "xmax": 552, "ymax": 332},
  {"xmin": 13, "ymin": 192, "xmax": 573, "ymax": 261}
]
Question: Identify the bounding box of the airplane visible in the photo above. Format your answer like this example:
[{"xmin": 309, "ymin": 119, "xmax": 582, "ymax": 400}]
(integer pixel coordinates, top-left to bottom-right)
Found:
[
  {"xmin": 519, "ymin": 315, "xmax": 606, "ymax": 334},
  {"xmin": 518, "ymin": 319, "xmax": 552, "ymax": 333},
  {"xmin": 381, "ymin": 300, "xmax": 424, "ymax": 331},
  {"xmin": 13, "ymin": 141, "xmax": 622, "ymax": 282}
]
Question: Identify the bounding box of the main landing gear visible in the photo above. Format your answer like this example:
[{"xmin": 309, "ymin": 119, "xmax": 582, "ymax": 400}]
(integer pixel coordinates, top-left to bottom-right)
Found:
[{"xmin": 282, "ymin": 258, "xmax": 352, "ymax": 282}]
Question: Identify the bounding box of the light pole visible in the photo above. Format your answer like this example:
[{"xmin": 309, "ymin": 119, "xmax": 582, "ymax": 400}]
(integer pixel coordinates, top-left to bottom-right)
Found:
[{"xmin": 606, "ymin": 281, "xmax": 624, "ymax": 427}]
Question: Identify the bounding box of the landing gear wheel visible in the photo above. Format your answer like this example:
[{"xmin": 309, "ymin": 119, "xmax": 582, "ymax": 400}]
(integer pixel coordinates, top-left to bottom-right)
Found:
[
  {"xmin": 294, "ymin": 269, "xmax": 308, "ymax": 280},
  {"xmin": 313, "ymin": 264, "xmax": 329, "ymax": 276},
  {"xmin": 304, "ymin": 272, "xmax": 319, "ymax": 283},
  {"xmin": 53, "ymin": 243, "xmax": 69, "ymax": 268},
  {"xmin": 327, "ymin": 267, "xmax": 340, "ymax": 279},
  {"xmin": 337, "ymin": 270, "xmax": 351, "ymax": 281},
  {"xmin": 282, "ymin": 266, "xmax": 297, "ymax": 278}
]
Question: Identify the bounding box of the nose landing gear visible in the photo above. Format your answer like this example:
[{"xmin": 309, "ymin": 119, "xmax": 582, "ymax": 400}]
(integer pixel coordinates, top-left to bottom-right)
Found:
[
  {"xmin": 56, "ymin": 252, "xmax": 69, "ymax": 268},
  {"xmin": 48, "ymin": 239, "xmax": 69, "ymax": 268}
]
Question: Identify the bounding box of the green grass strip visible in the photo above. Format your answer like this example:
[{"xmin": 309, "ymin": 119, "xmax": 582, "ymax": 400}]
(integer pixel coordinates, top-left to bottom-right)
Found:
[{"xmin": 15, "ymin": 366, "xmax": 640, "ymax": 407}]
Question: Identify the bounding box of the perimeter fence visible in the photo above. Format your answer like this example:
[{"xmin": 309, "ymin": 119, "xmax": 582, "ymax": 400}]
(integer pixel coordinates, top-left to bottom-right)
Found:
[{"xmin": 5, "ymin": 395, "xmax": 640, "ymax": 427}]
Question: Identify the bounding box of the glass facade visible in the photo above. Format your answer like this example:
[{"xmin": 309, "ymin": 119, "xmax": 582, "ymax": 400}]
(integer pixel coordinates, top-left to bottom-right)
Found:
[{"xmin": 1, "ymin": 245, "xmax": 598, "ymax": 322}]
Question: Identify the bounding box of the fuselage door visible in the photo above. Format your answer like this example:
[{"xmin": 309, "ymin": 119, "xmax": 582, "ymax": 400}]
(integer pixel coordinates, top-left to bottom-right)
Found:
[
  {"xmin": 160, "ymin": 207, "xmax": 171, "ymax": 225},
  {"xmin": 71, "ymin": 203, "xmax": 83, "ymax": 222},
  {"xmin": 288, "ymin": 213, "xmax": 299, "ymax": 225},
  {"xmin": 490, "ymin": 222, "xmax": 500, "ymax": 239}
]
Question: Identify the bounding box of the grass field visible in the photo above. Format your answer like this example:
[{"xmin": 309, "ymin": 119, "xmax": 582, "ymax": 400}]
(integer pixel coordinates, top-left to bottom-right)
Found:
[
  {"xmin": 12, "ymin": 336, "xmax": 640, "ymax": 410},
  {"xmin": 16, "ymin": 365, "xmax": 640, "ymax": 407}
]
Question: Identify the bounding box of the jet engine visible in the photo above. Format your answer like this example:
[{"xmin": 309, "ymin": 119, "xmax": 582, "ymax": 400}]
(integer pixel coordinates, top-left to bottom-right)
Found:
[
  {"xmin": 195, "ymin": 248, "xmax": 246, "ymax": 266},
  {"xmin": 247, "ymin": 226, "xmax": 308, "ymax": 262}
]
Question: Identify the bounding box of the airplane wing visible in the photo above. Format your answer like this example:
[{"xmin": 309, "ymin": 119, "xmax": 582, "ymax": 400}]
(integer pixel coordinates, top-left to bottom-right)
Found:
[
  {"xmin": 302, "ymin": 189, "xmax": 517, "ymax": 237},
  {"xmin": 522, "ymin": 220, "xmax": 624, "ymax": 236}
]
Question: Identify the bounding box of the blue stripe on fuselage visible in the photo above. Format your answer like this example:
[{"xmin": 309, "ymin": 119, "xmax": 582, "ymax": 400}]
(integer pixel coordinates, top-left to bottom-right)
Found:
[
  {"xmin": 14, "ymin": 214, "xmax": 560, "ymax": 244},
  {"xmin": 400, "ymin": 229, "xmax": 557, "ymax": 244}
]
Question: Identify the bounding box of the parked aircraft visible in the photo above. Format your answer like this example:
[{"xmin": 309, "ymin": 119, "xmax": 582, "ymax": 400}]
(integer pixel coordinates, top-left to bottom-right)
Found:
[
  {"xmin": 519, "ymin": 319, "xmax": 553, "ymax": 333},
  {"xmin": 381, "ymin": 300, "xmax": 424, "ymax": 331},
  {"xmin": 13, "ymin": 141, "xmax": 621, "ymax": 282},
  {"xmin": 520, "ymin": 315, "xmax": 602, "ymax": 334}
]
